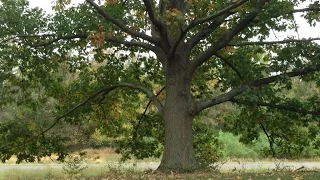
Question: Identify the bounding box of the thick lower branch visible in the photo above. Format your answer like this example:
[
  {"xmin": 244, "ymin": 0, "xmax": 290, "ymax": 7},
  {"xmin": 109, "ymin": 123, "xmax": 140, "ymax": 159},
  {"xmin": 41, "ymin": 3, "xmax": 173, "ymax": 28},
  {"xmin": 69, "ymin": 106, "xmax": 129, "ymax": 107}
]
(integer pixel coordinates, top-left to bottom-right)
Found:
[
  {"xmin": 291, "ymin": 7, "xmax": 320, "ymax": 13},
  {"xmin": 185, "ymin": 13, "xmax": 231, "ymax": 57},
  {"xmin": 173, "ymin": 1, "xmax": 242, "ymax": 56},
  {"xmin": 25, "ymin": 82, "xmax": 164, "ymax": 144},
  {"xmin": 196, "ymin": 64, "xmax": 320, "ymax": 113},
  {"xmin": 86, "ymin": 0, "xmax": 159, "ymax": 45},
  {"xmin": 229, "ymin": 98, "xmax": 320, "ymax": 116},
  {"xmin": 229, "ymin": 38, "xmax": 320, "ymax": 46},
  {"xmin": 186, "ymin": 0, "xmax": 248, "ymax": 31},
  {"xmin": 189, "ymin": 0, "xmax": 268, "ymax": 76},
  {"xmin": 6, "ymin": 34, "xmax": 156, "ymax": 51}
]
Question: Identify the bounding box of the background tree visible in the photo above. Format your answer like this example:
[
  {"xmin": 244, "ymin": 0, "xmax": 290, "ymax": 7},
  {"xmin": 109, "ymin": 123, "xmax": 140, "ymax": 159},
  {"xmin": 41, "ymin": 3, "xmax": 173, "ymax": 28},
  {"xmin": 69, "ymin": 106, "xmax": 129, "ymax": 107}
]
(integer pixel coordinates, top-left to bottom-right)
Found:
[{"xmin": 0, "ymin": 0, "xmax": 320, "ymax": 172}]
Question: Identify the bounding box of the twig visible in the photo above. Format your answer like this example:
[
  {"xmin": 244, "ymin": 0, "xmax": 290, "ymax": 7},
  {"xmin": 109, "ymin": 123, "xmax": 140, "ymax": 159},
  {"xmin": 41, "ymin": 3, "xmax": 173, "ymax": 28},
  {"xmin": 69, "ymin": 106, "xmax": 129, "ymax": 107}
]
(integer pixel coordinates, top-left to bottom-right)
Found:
[
  {"xmin": 259, "ymin": 122, "xmax": 276, "ymax": 157},
  {"xmin": 132, "ymin": 86, "xmax": 166, "ymax": 147},
  {"xmin": 215, "ymin": 53, "xmax": 242, "ymax": 79},
  {"xmin": 293, "ymin": 166, "xmax": 305, "ymax": 172}
]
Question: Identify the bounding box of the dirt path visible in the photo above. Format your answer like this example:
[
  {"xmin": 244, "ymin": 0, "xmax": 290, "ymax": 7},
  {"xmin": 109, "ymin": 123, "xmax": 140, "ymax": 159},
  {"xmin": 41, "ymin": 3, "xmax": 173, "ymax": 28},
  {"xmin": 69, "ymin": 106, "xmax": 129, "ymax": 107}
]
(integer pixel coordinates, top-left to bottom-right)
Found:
[{"xmin": 1, "ymin": 161, "xmax": 320, "ymax": 171}]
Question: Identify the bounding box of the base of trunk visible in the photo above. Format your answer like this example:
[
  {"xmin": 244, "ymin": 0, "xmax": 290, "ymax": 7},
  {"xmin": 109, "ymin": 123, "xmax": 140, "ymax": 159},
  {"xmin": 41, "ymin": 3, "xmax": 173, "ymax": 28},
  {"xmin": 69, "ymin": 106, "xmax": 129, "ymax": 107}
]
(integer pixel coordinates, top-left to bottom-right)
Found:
[
  {"xmin": 156, "ymin": 159, "xmax": 198, "ymax": 172},
  {"xmin": 158, "ymin": 63, "xmax": 198, "ymax": 172},
  {"xmin": 156, "ymin": 103, "xmax": 198, "ymax": 172}
]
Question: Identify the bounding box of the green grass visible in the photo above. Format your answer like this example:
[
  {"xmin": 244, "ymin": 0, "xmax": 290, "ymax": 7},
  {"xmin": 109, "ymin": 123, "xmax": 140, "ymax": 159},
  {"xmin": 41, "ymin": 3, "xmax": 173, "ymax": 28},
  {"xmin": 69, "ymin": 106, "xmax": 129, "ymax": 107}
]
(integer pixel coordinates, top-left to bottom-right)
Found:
[
  {"xmin": 218, "ymin": 132, "xmax": 269, "ymax": 159},
  {"xmin": 218, "ymin": 131, "xmax": 320, "ymax": 160}
]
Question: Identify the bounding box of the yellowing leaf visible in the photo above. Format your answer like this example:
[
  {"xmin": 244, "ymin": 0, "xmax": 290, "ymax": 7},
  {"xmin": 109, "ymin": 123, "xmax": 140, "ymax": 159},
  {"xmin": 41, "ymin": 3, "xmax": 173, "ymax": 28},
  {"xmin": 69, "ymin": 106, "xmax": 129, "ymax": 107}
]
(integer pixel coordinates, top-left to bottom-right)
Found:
[
  {"xmin": 104, "ymin": 0, "xmax": 119, "ymax": 6},
  {"xmin": 187, "ymin": 0, "xmax": 193, "ymax": 4},
  {"xmin": 171, "ymin": 8, "xmax": 181, "ymax": 15},
  {"xmin": 208, "ymin": 4, "xmax": 216, "ymax": 11},
  {"xmin": 88, "ymin": 32, "xmax": 105, "ymax": 47},
  {"xmin": 225, "ymin": 46, "xmax": 233, "ymax": 52}
]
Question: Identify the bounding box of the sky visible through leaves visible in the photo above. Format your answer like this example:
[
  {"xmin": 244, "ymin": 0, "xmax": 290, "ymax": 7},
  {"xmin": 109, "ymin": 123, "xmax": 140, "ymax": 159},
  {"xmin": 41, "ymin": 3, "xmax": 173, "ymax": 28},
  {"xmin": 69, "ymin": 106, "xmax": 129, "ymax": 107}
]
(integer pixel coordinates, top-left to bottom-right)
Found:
[{"xmin": 28, "ymin": 0, "xmax": 319, "ymax": 42}]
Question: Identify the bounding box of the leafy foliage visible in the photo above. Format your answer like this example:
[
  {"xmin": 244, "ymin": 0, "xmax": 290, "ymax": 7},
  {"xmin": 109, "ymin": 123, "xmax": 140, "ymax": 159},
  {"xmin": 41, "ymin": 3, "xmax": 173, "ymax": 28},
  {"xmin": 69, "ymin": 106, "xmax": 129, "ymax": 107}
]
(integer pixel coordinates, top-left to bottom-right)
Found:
[
  {"xmin": 222, "ymin": 79, "xmax": 320, "ymax": 158},
  {"xmin": 0, "ymin": 0, "xmax": 319, "ymax": 171},
  {"xmin": 193, "ymin": 121, "xmax": 223, "ymax": 167}
]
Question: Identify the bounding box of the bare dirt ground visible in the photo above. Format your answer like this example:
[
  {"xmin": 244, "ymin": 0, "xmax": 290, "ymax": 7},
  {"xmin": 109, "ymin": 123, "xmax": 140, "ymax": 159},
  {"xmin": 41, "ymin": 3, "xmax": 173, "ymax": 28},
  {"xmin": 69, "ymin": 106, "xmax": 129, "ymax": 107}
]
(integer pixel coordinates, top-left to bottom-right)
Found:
[{"xmin": 1, "ymin": 161, "xmax": 320, "ymax": 172}]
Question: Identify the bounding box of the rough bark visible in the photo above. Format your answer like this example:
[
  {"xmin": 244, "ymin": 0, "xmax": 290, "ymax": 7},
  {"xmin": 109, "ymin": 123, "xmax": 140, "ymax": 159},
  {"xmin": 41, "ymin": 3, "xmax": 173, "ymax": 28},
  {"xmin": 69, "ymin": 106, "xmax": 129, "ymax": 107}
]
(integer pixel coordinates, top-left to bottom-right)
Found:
[{"xmin": 157, "ymin": 52, "xmax": 198, "ymax": 172}]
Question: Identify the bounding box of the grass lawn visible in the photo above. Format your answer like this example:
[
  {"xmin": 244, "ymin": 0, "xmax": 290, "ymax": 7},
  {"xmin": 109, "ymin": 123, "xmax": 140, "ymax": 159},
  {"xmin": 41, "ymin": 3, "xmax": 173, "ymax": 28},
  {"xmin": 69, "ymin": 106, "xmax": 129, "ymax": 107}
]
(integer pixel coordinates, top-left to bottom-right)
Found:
[
  {"xmin": 1, "ymin": 148, "xmax": 320, "ymax": 179},
  {"xmin": 1, "ymin": 167, "xmax": 320, "ymax": 180}
]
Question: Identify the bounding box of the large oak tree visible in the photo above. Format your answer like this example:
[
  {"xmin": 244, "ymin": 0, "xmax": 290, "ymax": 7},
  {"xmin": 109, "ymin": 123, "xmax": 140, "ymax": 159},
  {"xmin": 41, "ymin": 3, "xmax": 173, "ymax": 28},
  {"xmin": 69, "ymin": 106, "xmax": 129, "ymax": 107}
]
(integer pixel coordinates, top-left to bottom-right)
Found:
[{"xmin": 0, "ymin": 0, "xmax": 320, "ymax": 172}]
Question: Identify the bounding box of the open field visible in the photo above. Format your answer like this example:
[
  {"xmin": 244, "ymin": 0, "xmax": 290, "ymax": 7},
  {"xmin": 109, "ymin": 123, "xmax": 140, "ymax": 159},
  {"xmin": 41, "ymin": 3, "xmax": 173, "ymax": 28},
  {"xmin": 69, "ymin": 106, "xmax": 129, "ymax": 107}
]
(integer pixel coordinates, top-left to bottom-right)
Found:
[
  {"xmin": 1, "ymin": 148, "xmax": 320, "ymax": 179},
  {"xmin": 5, "ymin": 147, "xmax": 320, "ymax": 164}
]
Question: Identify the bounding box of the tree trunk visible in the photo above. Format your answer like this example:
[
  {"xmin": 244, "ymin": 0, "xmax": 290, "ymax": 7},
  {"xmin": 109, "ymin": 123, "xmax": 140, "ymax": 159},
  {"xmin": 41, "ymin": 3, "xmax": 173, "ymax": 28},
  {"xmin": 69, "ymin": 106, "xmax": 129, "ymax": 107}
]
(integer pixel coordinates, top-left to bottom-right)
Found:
[{"xmin": 157, "ymin": 55, "xmax": 197, "ymax": 172}]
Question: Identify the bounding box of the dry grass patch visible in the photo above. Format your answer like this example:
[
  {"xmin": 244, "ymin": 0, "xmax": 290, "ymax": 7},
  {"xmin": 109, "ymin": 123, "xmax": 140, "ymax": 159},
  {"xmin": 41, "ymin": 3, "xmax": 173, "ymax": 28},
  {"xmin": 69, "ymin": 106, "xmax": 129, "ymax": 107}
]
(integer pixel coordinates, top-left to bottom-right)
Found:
[
  {"xmin": 83, "ymin": 148, "xmax": 121, "ymax": 163},
  {"xmin": 3, "ymin": 148, "xmax": 121, "ymax": 164},
  {"xmin": 85, "ymin": 170, "xmax": 320, "ymax": 180}
]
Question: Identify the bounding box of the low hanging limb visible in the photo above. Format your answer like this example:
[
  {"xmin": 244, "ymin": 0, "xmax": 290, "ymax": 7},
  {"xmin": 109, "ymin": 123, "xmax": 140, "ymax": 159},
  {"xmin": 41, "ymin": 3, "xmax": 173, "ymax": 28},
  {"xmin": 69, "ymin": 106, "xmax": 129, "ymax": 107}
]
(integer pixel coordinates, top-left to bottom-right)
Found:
[
  {"xmin": 259, "ymin": 121, "xmax": 276, "ymax": 157},
  {"xmin": 196, "ymin": 64, "xmax": 320, "ymax": 113},
  {"xmin": 22, "ymin": 87, "xmax": 115, "ymax": 145},
  {"xmin": 22, "ymin": 83, "xmax": 164, "ymax": 146},
  {"xmin": 229, "ymin": 98, "xmax": 320, "ymax": 116},
  {"xmin": 132, "ymin": 86, "xmax": 166, "ymax": 148}
]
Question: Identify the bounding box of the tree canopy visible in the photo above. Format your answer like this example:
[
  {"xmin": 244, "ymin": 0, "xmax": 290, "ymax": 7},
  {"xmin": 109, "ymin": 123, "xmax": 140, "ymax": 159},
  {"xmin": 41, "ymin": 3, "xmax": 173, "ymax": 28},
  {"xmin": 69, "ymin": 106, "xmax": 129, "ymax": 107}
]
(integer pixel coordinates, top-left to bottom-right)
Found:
[{"xmin": 0, "ymin": 0, "xmax": 320, "ymax": 172}]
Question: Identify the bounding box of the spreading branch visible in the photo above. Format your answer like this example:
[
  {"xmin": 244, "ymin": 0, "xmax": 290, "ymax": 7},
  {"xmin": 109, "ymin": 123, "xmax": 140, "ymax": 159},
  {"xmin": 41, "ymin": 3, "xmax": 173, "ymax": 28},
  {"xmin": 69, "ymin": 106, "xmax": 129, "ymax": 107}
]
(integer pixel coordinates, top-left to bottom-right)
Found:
[
  {"xmin": 25, "ymin": 82, "xmax": 164, "ymax": 144},
  {"xmin": 290, "ymin": 7, "xmax": 320, "ymax": 13},
  {"xmin": 186, "ymin": 0, "xmax": 248, "ymax": 31},
  {"xmin": 86, "ymin": 0, "xmax": 159, "ymax": 46},
  {"xmin": 25, "ymin": 34, "xmax": 87, "ymax": 47},
  {"xmin": 106, "ymin": 36, "xmax": 158, "ymax": 51},
  {"xmin": 0, "ymin": 36, "xmax": 16, "ymax": 44},
  {"xmin": 229, "ymin": 98, "xmax": 320, "ymax": 116},
  {"xmin": 4, "ymin": 33, "xmax": 157, "ymax": 51},
  {"xmin": 229, "ymin": 38, "xmax": 320, "ymax": 46},
  {"xmin": 226, "ymin": 6, "xmax": 320, "ymax": 23},
  {"xmin": 1, "ymin": 34, "xmax": 85, "ymax": 46},
  {"xmin": 196, "ymin": 64, "xmax": 320, "ymax": 113},
  {"xmin": 24, "ymin": 86, "xmax": 113, "ymax": 144},
  {"xmin": 171, "ymin": 1, "xmax": 247, "ymax": 56},
  {"xmin": 16, "ymin": 34, "xmax": 56, "ymax": 38},
  {"xmin": 189, "ymin": 0, "xmax": 268, "ymax": 75},
  {"xmin": 185, "ymin": 13, "xmax": 231, "ymax": 57},
  {"xmin": 185, "ymin": 3, "xmax": 319, "ymax": 58},
  {"xmin": 142, "ymin": 0, "xmax": 162, "ymax": 30},
  {"xmin": 143, "ymin": 0, "xmax": 170, "ymax": 49},
  {"xmin": 215, "ymin": 53, "xmax": 242, "ymax": 79}
]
